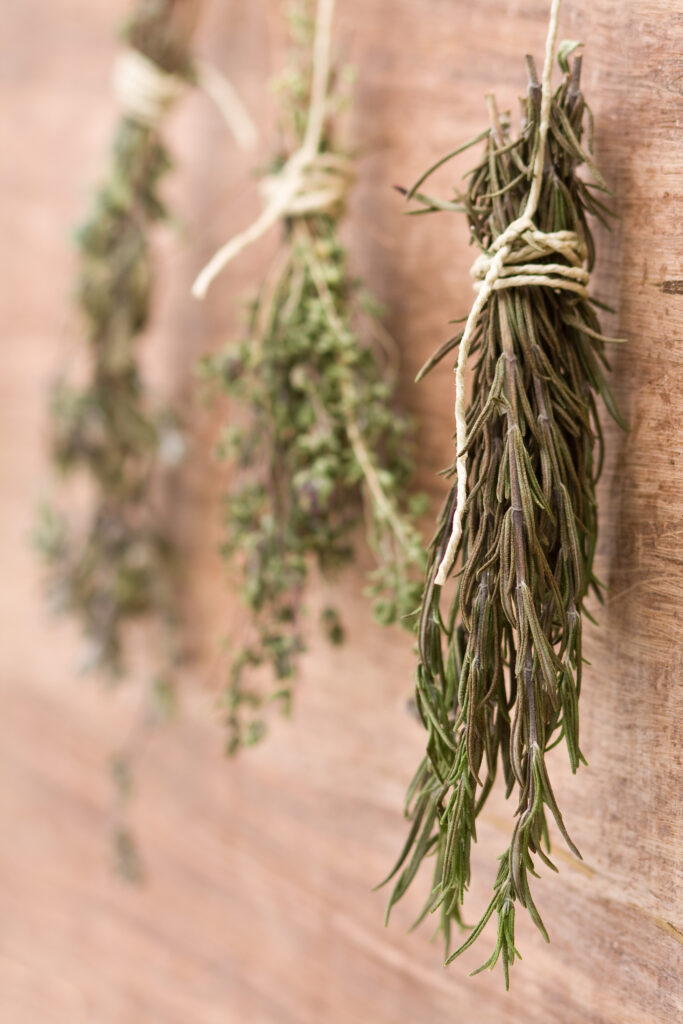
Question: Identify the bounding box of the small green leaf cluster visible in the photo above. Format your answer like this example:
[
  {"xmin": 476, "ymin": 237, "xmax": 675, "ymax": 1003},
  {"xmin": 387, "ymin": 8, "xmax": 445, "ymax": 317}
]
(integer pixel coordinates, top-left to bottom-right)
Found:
[
  {"xmin": 203, "ymin": 217, "xmax": 425, "ymax": 754},
  {"xmin": 198, "ymin": 2, "xmax": 425, "ymax": 754},
  {"xmin": 383, "ymin": 51, "xmax": 624, "ymax": 985}
]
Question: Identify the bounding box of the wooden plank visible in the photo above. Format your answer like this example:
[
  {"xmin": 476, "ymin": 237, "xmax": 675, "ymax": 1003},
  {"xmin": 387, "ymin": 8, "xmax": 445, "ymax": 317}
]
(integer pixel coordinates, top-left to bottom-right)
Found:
[{"xmin": 0, "ymin": 0, "xmax": 681, "ymax": 1021}]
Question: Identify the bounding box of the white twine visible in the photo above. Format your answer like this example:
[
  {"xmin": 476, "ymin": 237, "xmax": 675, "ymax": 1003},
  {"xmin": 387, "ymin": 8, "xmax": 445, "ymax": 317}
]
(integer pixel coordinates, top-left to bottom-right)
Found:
[
  {"xmin": 434, "ymin": 0, "xmax": 580, "ymax": 586},
  {"xmin": 470, "ymin": 229, "xmax": 588, "ymax": 295},
  {"xmin": 259, "ymin": 152, "xmax": 353, "ymax": 217},
  {"xmin": 113, "ymin": 48, "xmax": 185, "ymax": 126},
  {"xmin": 192, "ymin": 0, "xmax": 348, "ymax": 300},
  {"xmin": 196, "ymin": 60, "xmax": 258, "ymax": 150},
  {"xmin": 113, "ymin": 47, "xmax": 257, "ymax": 147}
]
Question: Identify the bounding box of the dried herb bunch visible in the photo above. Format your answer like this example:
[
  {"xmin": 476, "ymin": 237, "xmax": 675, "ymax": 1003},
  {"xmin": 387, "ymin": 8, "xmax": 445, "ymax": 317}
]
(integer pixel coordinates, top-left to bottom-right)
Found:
[
  {"xmin": 198, "ymin": 1, "xmax": 425, "ymax": 753},
  {"xmin": 382, "ymin": 29, "xmax": 624, "ymax": 984},
  {"xmin": 35, "ymin": 1, "xmax": 202, "ymax": 874},
  {"xmin": 37, "ymin": 0, "xmax": 199, "ymax": 678}
]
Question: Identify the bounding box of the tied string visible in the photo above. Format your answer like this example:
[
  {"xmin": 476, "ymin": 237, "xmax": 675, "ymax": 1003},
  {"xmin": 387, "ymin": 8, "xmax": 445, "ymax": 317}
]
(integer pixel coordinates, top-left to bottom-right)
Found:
[
  {"xmin": 434, "ymin": 0, "xmax": 575, "ymax": 586},
  {"xmin": 192, "ymin": 150, "xmax": 353, "ymax": 298},
  {"xmin": 113, "ymin": 47, "xmax": 257, "ymax": 148},
  {"xmin": 259, "ymin": 152, "xmax": 353, "ymax": 218},
  {"xmin": 470, "ymin": 223, "xmax": 588, "ymax": 296},
  {"xmin": 113, "ymin": 48, "xmax": 185, "ymax": 126},
  {"xmin": 192, "ymin": 0, "xmax": 346, "ymax": 300}
]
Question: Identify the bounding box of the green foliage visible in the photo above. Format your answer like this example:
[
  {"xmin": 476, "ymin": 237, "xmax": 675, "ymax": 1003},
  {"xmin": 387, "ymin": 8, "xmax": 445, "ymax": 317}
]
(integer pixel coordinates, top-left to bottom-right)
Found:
[
  {"xmin": 202, "ymin": 6, "xmax": 425, "ymax": 754},
  {"xmin": 204, "ymin": 217, "xmax": 425, "ymax": 754},
  {"xmin": 38, "ymin": 1, "xmax": 196, "ymax": 878},
  {"xmin": 39, "ymin": 2, "xmax": 192, "ymax": 678},
  {"xmin": 382, "ymin": 52, "xmax": 624, "ymax": 985}
]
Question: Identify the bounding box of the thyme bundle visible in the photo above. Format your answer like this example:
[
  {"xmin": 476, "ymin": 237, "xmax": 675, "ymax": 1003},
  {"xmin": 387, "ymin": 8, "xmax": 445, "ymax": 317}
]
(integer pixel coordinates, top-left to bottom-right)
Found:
[
  {"xmin": 383, "ymin": 1, "xmax": 624, "ymax": 985},
  {"xmin": 38, "ymin": 0, "xmax": 255, "ymax": 681},
  {"xmin": 36, "ymin": 0, "xmax": 202, "ymax": 876},
  {"xmin": 38, "ymin": 0, "xmax": 201, "ymax": 678},
  {"xmin": 195, "ymin": 0, "xmax": 425, "ymax": 753}
]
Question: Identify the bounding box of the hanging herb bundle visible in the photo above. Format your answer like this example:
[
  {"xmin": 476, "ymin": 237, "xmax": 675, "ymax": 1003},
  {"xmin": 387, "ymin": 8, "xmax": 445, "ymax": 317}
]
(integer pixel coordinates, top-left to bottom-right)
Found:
[
  {"xmin": 37, "ymin": 0, "xmax": 202, "ymax": 678},
  {"xmin": 382, "ymin": 0, "xmax": 624, "ymax": 985},
  {"xmin": 34, "ymin": 0, "xmax": 206, "ymax": 878},
  {"xmin": 38, "ymin": 0, "xmax": 256, "ymax": 680},
  {"xmin": 194, "ymin": 0, "xmax": 425, "ymax": 754}
]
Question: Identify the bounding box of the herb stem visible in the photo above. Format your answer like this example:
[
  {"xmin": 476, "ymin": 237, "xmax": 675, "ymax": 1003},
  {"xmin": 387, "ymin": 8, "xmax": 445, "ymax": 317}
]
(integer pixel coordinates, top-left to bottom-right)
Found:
[{"xmin": 301, "ymin": 229, "xmax": 416, "ymax": 558}]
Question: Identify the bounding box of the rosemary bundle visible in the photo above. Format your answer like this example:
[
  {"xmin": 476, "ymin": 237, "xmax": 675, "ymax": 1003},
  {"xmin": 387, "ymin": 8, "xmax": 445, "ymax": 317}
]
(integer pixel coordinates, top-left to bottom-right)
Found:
[
  {"xmin": 195, "ymin": 0, "xmax": 425, "ymax": 753},
  {"xmin": 383, "ymin": 4, "xmax": 623, "ymax": 985}
]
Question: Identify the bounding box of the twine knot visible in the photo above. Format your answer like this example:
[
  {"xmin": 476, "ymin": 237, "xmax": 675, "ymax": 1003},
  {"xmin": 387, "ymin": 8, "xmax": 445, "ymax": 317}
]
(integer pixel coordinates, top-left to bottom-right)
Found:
[
  {"xmin": 470, "ymin": 217, "xmax": 589, "ymax": 298},
  {"xmin": 191, "ymin": 0, "xmax": 345, "ymax": 300},
  {"xmin": 113, "ymin": 48, "xmax": 257, "ymax": 147},
  {"xmin": 259, "ymin": 152, "xmax": 354, "ymax": 219},
  {"xmin": 113, "ymin": 48, "xmax": 185, "ymax": 127},
  {"xmin": 192, "ymin": 146, "xmax": 354, "ymax": 300}
]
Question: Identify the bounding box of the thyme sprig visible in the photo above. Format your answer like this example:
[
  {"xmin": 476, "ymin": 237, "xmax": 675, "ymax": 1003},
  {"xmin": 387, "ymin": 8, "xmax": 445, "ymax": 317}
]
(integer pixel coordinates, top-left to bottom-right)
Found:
[
  {"xmin": 199, "ymin": 1, "xmax": 425, "ymax": 753},
  {"xmin": 382, "ymin": 39, "xmax": 624, "ymax": 985}
]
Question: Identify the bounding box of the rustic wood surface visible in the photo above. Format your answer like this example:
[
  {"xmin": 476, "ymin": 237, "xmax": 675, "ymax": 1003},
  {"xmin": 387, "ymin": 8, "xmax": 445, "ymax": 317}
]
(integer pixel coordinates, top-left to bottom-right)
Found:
[{"xmin": 1, "ymin": 1, "xmax": 681, "ymax": 1021}]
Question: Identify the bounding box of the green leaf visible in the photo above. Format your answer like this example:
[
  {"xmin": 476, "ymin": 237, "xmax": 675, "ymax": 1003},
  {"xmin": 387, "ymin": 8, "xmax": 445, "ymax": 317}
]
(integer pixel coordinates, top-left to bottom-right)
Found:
[{"xmin": 557, "ymin": 39, "xmax": 583, "ymax": 74}]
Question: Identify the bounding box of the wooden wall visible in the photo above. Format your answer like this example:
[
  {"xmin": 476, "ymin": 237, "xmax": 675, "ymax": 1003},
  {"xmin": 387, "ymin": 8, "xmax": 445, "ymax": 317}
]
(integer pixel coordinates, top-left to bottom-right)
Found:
[{"xmin": 1, "ymin": 1, "xmax": 681, "ymax": 1021}]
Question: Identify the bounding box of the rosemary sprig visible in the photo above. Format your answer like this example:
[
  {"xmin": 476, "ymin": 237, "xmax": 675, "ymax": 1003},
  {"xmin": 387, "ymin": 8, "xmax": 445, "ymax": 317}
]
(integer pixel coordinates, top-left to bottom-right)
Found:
[
  {"xmin": 382, "ymin": 38, "xmax": 624, "ymax": 985},
  {"xmin": 199, "ymin": 1, "xmax": 425, "ymax": 754}
]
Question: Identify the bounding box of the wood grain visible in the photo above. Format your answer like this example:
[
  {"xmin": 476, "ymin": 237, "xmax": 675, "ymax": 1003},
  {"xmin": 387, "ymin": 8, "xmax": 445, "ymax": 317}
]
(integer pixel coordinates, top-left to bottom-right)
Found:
[{"xmin": 0, "ymin": 1, "xmax": 681, "ymax": 1021}]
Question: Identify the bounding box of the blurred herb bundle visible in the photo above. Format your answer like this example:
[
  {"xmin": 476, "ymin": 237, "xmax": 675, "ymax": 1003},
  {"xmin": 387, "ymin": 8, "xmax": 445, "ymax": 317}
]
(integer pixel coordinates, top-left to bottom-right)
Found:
[
  {"xmin": 198, "ymin": 0, "xmax": 426, "ymax": 754},
  {"xmin": 38, "ymin": 0, "xmax": 200, "ymax": 677},
  {"xmin": 382, "ymin": 17, "xmax": 624, "ymax": 986},
  {"xmin": 35, "ymin": 0, "xmax": 203, "ymax": 875}
]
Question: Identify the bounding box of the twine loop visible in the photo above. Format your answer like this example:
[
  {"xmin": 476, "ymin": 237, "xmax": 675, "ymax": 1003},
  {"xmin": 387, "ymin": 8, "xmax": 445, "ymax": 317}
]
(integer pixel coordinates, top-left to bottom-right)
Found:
[
  {"xmin": 192, "ymin": 0, "xmax": 340, "ymax": 300},
  {"xmin": 259, "ymin": 151, "xmax": 354, "ymax": 219},
  {"xmin": 112, "ymin": 48, "xmax": 257, "ymax": 147},
  {"xmin": 470, "ymin": 218, "xmax": 589, "ymax": 298},
  {"xmin": 113, "ymin": 48, "xmax": 185, "ymax": 127}
]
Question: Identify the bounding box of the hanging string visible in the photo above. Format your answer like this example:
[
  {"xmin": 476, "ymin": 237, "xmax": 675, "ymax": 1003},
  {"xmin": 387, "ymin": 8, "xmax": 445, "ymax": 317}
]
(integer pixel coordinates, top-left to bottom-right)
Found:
[
  {"xmin": 434, "ymin": 0, "xmax": 583, "ymax": 586},
  {"xmin": 113, "ymin": 47, "xmax": 257, "ymax": 147},
  {"xmin": 113, "ymin": 48, "xmax": 185, "ymax": 125},
  {"xmin": 195, "ymin": 60, "xmax": 258, "ymax": 150},
  {"xmin": 191, "ymin": 0, "xmax": 350, "ymax": 300}
]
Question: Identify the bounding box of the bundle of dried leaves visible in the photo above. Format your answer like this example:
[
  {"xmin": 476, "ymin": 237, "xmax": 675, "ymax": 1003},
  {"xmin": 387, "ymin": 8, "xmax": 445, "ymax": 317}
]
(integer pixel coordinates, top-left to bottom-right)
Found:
[
  {"xmin": 199, "ymin": 2, "xmax": 425, "ymax": 754},
  {"xmin": 382, "ymin": 32, "xmax": 624, "ymax": 985},
  {"xmin": 36, "ymin": 0, "xmax": 201, "ymax": 877},
  {"xmin": 38, "ymin": 0, "xmax": 198, "ymax": 677}
]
